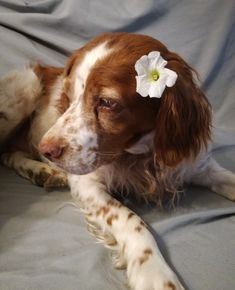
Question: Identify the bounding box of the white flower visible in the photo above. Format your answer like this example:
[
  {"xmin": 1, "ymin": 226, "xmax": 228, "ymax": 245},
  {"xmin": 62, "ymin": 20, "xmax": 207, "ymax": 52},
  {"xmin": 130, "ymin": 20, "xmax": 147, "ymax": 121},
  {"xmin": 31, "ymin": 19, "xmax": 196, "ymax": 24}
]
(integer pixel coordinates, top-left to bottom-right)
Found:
[{"xmin": 135, "ymin": 51, "xmax": 178, "ymax": 98}]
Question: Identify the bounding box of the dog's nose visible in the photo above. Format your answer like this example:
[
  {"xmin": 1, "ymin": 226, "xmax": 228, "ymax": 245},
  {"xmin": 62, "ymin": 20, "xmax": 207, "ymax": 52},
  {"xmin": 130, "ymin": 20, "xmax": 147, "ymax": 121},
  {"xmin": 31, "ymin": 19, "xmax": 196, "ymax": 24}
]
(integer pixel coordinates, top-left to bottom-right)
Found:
[{"xmin": 38, "ymin": 140, "xmax": 64, "ymax": 160}]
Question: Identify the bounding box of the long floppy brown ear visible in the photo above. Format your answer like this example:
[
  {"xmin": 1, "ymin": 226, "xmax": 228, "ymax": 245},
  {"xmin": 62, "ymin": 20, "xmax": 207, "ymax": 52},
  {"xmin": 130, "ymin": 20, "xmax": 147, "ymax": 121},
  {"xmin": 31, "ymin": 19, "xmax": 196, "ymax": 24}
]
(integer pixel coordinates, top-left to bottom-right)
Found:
[{"xmin": 154, "ymin": 54, "xmax": 212, "ymax": 167}]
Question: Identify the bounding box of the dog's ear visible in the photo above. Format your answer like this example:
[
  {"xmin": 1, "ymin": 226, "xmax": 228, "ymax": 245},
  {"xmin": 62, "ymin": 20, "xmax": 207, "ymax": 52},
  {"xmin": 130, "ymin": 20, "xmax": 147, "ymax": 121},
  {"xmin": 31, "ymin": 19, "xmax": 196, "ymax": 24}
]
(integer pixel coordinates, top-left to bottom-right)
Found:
[
  {"xmin": 63, "ymin": 53, "xmax": 79, "ymax": 94},
  {"xmin": 64, "ymin": 53, "xmax": 79, "ymax": 78},
  {"xmin": 154, "ymin": 54, "xmax": 212, "ymax": 167},
  {"xmin": 63, "ymin": 47, "xmax": 87, "ymax": 97}
]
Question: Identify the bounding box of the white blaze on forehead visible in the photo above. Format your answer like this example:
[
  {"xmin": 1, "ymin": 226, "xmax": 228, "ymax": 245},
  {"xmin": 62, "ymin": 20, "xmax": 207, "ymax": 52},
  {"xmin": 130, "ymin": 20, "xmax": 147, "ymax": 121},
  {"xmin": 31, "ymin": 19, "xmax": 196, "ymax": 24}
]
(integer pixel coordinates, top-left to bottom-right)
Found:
[{"xmin": 74, "ymin": 41, "xmax": 112, "ymax": 98}]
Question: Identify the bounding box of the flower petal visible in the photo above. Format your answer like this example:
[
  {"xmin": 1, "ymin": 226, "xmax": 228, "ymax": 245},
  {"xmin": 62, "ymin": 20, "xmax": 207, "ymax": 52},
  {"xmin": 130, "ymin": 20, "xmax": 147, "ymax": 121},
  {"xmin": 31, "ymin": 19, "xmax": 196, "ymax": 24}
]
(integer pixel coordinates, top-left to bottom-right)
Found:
[
  {"xmin": 136, "ymin": 75, "xmax": 151, "ymax": 97},
  {"xmin": 149, "ymin": 51, "xmax": 167, "ymax": 71},
  {"xmin": 135, "ymin": 51, "xmax": 178, "ymax": 99},
  {"xmin": 148, "ymin": 79, "xmax": 166, "ymax": 98},
  {"xmin": 148, "ymin": 51, "xmax": 160, "ymax": 60},
  {"xmin": 134, "ymin": 55, "xmax": 149, "ymax": 75},
  {"xmin": 164, "ymin": 68, "xmax": 178, "ymax": 87}
]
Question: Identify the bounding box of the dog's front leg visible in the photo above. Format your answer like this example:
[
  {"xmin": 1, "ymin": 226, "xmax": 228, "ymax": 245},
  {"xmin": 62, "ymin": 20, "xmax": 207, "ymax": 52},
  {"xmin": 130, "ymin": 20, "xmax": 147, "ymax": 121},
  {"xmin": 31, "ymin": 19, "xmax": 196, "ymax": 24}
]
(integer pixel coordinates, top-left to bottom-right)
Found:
[{"xmin": 69, "ymin": 173, "xmax": 185, "ymax": 290}]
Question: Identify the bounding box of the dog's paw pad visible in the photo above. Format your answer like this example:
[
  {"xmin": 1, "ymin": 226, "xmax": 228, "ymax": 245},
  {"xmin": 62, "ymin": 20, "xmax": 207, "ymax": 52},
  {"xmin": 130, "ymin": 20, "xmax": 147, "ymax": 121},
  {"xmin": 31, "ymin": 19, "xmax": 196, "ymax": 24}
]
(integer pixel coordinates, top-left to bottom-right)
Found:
[
  {"xmin": 31, "ymin": 166, "xmax": 68, "ymax": 190},
  {"xmin": 44, "ymin": 172, "xmax": 68, "ymax": 190}
]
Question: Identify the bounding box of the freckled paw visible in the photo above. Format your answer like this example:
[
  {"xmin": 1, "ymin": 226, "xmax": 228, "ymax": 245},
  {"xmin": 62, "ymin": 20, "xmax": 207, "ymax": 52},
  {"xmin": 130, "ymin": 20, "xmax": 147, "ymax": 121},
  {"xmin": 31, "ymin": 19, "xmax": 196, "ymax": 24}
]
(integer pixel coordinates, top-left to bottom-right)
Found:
[
  {"xmin": 31, "ymin": 169, "xmax": 52, "ymax": 187},
  {"xmin": 43, "ymin": 171, "xmax": 68, "ymax": 190},
  {"xmin": 31, "ymin": 168, "xmax": 68, "ymax": 190},
  {"xmin": 128, "ymin": 256, "xmax": 185, "ymax": 290}
]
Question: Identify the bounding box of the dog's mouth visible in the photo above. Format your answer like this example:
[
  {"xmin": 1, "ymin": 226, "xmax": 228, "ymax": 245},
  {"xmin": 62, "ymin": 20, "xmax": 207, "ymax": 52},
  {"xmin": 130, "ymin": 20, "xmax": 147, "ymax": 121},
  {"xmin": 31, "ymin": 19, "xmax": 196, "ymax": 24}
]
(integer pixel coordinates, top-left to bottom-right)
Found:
[
  {"xmin": 46, "ymin": 152, "xmax": 100, "ymax": 176},
  {"xmin": 50, "ymin": 160, "xmax": 96, "ymax": 175},
  {"xmin": 39, "ymin": 138, "xmax": 123, "ymax": 175}
]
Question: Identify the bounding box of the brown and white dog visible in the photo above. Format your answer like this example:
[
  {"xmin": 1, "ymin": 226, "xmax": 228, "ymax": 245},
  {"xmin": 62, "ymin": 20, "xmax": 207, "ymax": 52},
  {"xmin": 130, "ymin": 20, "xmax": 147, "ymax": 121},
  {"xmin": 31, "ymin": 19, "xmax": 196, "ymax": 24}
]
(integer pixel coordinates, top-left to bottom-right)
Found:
[{"xmin": 1, "ymin": 32, "xmax": 235, "ymax": 290}]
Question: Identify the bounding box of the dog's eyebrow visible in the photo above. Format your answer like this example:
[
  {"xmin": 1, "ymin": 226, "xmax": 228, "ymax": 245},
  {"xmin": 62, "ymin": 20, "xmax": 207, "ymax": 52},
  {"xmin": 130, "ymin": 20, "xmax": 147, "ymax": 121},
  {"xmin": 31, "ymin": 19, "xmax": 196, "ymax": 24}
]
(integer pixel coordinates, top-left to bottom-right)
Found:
[{"xmin": 100, "ymin": 88, "xmax": 120, "ymax": 99}]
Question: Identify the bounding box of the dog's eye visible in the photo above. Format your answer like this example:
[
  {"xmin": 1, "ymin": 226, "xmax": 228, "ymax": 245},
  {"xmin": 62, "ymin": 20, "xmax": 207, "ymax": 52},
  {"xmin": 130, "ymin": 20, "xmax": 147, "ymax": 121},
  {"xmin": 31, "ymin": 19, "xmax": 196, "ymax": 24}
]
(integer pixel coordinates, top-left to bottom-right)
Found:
[{"xmin": 98, "ymin": 98, "xmax": 123, "ymax": 112}]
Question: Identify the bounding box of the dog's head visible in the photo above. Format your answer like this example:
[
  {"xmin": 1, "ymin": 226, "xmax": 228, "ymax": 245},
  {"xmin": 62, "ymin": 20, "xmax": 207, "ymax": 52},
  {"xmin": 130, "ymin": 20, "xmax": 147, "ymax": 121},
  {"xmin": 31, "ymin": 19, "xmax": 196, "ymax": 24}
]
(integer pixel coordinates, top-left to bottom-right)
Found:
[{"xmin": 39, "ymin": 33, "xmax": 211, "ymax": 175}]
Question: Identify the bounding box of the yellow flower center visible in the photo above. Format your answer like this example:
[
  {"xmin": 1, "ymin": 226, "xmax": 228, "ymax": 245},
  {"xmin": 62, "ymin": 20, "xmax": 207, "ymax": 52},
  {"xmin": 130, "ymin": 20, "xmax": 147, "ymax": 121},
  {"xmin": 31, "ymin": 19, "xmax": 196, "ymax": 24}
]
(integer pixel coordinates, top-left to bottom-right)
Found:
[{"xmin": 149, "ymin": 69, "xmax": 160, "ymax": 81}]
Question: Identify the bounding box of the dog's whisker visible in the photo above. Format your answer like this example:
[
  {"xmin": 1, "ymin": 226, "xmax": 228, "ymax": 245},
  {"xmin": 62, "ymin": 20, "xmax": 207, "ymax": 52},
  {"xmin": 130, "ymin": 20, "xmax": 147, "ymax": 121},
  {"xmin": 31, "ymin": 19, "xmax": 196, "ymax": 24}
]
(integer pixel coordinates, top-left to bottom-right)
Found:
[{"xmin": 96, "ymin": 152, "xmax": 122, "ymax": 157}]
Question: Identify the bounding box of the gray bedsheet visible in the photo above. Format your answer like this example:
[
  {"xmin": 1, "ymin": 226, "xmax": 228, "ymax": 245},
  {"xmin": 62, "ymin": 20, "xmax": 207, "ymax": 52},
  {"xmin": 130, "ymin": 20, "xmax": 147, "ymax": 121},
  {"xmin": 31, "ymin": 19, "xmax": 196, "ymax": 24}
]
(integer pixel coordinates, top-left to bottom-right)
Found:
[{"xmin": 0, "ymin": 1, "xmax": 235, "ymax": 290}]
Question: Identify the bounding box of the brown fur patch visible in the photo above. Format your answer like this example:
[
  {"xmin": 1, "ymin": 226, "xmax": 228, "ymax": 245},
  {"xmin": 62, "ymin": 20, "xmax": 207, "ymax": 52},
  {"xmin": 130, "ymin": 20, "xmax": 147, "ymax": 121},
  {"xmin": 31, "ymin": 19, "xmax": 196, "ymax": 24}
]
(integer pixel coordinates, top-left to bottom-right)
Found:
[
  {"xmin": 56, "ymin": 92, "xmax": 70, "ymax": 114},
  {"xmin": 107, "ymin": 239, "xmax": 118, "ymax": 246},
  {"xmin": 135, "ymin": 226, "xmax": 142, "ymax": 232},
  {"xmin": 144, "ymin": 248, "xmax": 153, "ymax": 255},
  {"xmin": 164, "ymin": 281, "xmax": 177, "ymax": 290},
  {"xmin": 96, "ymin": 206, "xmax": 110, "ymax": 217},
  {"xmin": 33, "ymin": 64, "xmax": 63, "ymax": 104},
  {"xmin": 107, "ymin": 199, "xmax": 121, "ymax": 207},
  {"xmin": 106, "ymin": 214, "xmax": 118, "ymax": 226},
  {"xmin": 139, "ymin": 256, "xmax": 148, "ymax": 265},
  {"xmin": 140, "ymin": 221, "xmax": 146, "ymax": 227},
  {"xmin": 139, "ymin": 248, "xmax": 153, "ymax": 265},
  {"xmin": 127, "ymin": 212, "xmax": 135, "ymax": 219},
  {"xmin": 153, "ymin": 55, "xmax": 211, "ymax": 167}
]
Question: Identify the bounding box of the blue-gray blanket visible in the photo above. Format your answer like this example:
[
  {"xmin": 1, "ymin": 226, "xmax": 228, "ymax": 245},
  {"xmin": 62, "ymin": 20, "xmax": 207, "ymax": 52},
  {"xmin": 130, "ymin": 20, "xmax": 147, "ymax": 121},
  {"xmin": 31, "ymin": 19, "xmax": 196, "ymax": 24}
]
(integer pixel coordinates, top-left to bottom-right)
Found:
[{"xmin": 0, "ymin": 1, "xmax": 235, "ymax": 290}]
